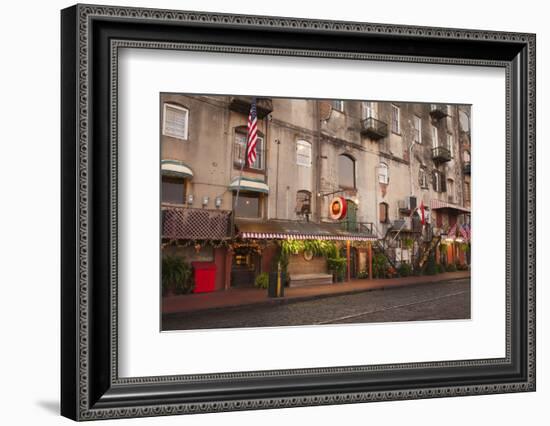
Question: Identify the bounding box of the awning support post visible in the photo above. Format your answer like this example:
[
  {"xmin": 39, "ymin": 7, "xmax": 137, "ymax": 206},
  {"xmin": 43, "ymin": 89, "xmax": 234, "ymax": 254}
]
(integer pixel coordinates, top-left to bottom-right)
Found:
[
  {"xmin": 368, "ymin": 241, "xmax": 372, "ymax": 280},
  {"xmin": 346, "ymin": 240, "xmax": 351, "ymax": 282}
]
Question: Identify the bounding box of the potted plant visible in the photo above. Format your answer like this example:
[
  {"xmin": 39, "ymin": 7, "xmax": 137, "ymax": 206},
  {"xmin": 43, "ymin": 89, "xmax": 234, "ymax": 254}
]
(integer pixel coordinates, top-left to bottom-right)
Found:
[{"xmin": 161, "ymin": 255, "xmax": 193, "ymax": 296}]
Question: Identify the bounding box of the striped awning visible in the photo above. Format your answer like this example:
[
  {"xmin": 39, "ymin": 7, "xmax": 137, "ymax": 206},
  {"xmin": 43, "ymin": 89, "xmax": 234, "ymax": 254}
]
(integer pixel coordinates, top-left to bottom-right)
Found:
[
  {"xmin": 229, "ymin": 177, "xmax": 269, "ymax": 194},
  {"xmin": 430, "ymin": 199, "xmax": 470, "ymax": 213},
  {"xmin": 236, "ymin": 219, "xmax": 377, "ymax": 242},
  {"xmin": 161, "ymin": 160, "xmax": 194, "ymax": 179},
  {"xmin": 239, "ymin": 232, "xmax": 375, "ymax": 241}
]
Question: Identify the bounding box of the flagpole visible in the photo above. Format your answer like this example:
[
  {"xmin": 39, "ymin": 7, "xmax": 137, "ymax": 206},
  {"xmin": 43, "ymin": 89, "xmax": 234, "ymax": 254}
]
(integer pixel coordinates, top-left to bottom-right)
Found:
[{"xmin": 232, "ymin": 98, "xmax": 256, "ymax": 233}]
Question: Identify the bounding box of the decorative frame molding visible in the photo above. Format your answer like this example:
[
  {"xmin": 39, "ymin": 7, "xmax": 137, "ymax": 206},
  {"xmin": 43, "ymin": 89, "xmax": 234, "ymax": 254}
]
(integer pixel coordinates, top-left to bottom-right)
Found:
[{"xmin": 61, "ymin": 4, "xmax": 535, "ymax": 421}]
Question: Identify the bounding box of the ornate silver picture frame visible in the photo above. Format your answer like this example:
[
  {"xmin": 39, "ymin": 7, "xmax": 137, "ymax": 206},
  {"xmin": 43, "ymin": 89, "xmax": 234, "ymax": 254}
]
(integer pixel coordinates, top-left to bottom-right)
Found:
[{"xmin": 61, "ymin": 4, "xmax": 535, "ymax": 420}]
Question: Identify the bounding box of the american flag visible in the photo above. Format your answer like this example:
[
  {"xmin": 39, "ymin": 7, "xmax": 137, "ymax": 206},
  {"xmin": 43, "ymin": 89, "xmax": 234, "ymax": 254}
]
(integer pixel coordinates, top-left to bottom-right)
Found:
[
  {"xmin": 246, "ymin": 98, "xmax": 258, "ymax": 166},
  {"xmin": 459, "ymin": 223, "xmax": 471, "ymax": 241},
  {"xmin": 448, "ymin": 222, "xmax": 457, "ymax": 239}
]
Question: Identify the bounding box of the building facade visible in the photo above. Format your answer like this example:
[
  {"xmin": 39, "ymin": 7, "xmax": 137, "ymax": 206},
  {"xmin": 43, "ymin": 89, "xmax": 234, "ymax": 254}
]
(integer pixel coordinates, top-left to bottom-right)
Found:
[{"xmin": 160, "ymin": 94, "xmax": 471, "ymax": 291}]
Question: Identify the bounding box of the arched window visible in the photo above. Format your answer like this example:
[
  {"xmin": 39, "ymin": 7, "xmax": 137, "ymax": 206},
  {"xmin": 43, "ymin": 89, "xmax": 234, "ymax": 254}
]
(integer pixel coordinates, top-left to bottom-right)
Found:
[
  {"xmin": 447, "ymin": 178, "xmax": 455, "ymax": 202},
  {"xmin": 378, "ymin": 162, "xmax": 389, "ymax": 184},
  {"xmin": 379, "ymin": 202, "xmax": 389, "ymax": 223},
  {"xmin": 459, "ymin": 110, "xmax": 470, "ymax": 132},
  {"xmin": 296, "ymin": 190, "xmax": 312, "ymax": 215},
  {"xmin": 296, "ymin": 140, "xmax": 312, "ymax": 167},
  {"xmin": 338, "ymin": 154, "xmax": 356, "ymax": 189}
]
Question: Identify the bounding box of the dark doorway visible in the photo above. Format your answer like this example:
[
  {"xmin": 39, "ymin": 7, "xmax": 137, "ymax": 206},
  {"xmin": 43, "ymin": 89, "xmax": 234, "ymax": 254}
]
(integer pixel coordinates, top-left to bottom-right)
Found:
[{"xmin": 231, "ymin": 246, "xmax": 260, "ymax": 287}]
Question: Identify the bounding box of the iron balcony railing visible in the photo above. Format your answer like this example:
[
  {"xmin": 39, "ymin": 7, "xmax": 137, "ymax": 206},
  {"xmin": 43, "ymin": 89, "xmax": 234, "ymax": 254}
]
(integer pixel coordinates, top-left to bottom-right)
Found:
[
  {"xmin": 429, "ymin": 104, "xmax": 449, "ymax": 120},
  {"xmin": 339, "ymin": 221, "xmax": 374, "ymax": 235},
  {"xmin": 360, "ymin": 117, "xmax": 388, "ymax": 140},
  {"xmin": 431, "ymin": 146, "xmax": 452, "ymax": 163},
  {"xmin": 228, "ymin": 96, "xmax": 273, "ymax": 119}
]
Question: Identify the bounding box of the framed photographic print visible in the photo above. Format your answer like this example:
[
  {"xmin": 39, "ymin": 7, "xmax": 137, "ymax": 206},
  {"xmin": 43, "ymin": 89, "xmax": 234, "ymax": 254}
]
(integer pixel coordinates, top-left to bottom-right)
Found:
[{"xmin": 61, "ymin": 4, "xmax": 536, "ymax": 421}]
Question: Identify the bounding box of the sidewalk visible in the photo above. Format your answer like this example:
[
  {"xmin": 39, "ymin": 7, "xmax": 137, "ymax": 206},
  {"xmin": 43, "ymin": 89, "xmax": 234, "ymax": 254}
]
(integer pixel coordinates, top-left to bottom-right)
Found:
[{"xmin": 162, "ymin": 271, "xmax": 470, "ymax": 315}]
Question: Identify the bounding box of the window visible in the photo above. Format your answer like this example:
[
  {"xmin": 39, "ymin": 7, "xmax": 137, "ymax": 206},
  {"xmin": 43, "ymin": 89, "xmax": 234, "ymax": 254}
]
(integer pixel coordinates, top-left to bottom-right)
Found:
[
  {"xmin": 296, "ymin": 140, "xmax": 312, "ymax": 167},
  {"xmin": 432, "ymin": 170, "xmax": 446, "ymax": 193},
  {"xmin": 391, "ymin": 104, "xmax": 400, "ymax": 133},
  {"xmin": 363, "ymin": 101, "xmax": 376, "ymax": 119},
  {"xmin": 447, "ymin": 134, "xmax": 454, "ymax": 157},
  {"xmin": 234, "ymin": 193, "xmax": 261, "ymax": 218},
  {"xmin": 378, "ymin": 162, "xmax": 389, "ymax": 184},
  {"xmin": 431, "ymin": 124, "xmax": 439, "ymax": 148},
  {"xmin": 233, "ymin": 129, "xmax": 264, "ymax": 171},
  {"xmin": 296, "ymin": 190, "xmax": 312, "ymax": 215},
  {"xmin": 464, "ymin": 182, "xmax": 471, "ymax": 202},
  {"xmin": 379, "ymin": 202, "xmax": 389, "ymax": 223},
  {"xmin": 413, "ymin": 116, "xmax": 422, "ymax": 143},
  {"xmin": 447, "ymin": 178, "xmax": 455, "ymax": 202},
  {"xmin": 162, "ymin": 176, "xmax": 186, "ymax": 204},
  {"xmin": 162, "ymin": 103, "xmax": 189, "ymax": 140},
  {"xmin": 331, "ymin": 100, "xmax": 344, "ymax": 112},
  {"xmin": 338, "ymin": 154, "xmax": 356, "ymax": 189},
  {"xmin": 418, "ymin": 167, "xmax": 428, "ymax": 189},
  {"xmin": 463, "ymin": 150, "xmax": 471, "ymax": 163}
]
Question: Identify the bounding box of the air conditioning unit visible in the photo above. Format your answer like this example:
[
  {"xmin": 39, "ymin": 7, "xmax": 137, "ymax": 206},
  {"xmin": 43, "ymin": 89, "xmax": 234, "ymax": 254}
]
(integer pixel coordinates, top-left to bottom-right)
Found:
[{"xmin": 399, "ymin": 196, "xmax": 417, "ymax": 211}]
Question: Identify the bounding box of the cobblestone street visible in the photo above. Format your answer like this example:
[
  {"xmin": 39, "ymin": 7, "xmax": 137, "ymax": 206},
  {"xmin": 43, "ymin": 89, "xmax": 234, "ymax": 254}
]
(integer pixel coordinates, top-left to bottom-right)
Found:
[{"xmin": 162, "ymin": 278, "xmax": 470, "ymax": 331}]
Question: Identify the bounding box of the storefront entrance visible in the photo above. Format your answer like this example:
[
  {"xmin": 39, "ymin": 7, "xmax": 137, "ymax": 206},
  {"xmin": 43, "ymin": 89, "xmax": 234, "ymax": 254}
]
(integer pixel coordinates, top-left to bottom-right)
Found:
[{"xmin": 231, "ymin": 246, "xmax": 260, "ymax": 288}]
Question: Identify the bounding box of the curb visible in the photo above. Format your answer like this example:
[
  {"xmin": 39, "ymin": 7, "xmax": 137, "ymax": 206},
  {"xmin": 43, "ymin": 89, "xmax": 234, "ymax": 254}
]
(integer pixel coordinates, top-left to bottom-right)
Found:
[{"xmin": 162, "ymin": 275, "xmax": 470, "ymax": 318}]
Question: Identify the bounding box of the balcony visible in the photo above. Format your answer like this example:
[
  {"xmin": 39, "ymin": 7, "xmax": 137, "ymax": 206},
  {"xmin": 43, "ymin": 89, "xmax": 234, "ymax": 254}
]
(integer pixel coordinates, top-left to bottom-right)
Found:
[
  {"xmin": 360, "ymin": 117, "xmax": 388, "ymax": 140},
  {"xmin": 429, "ymin": 104, "xmax": 449, "ymax": 120},
  {"xmin": 229, "ymin": 96, "xmax": 273, "ymax": 119},
  {"xmin": 463, "ymin": 162, "xmax": 471, "ymax": 175},
  {"xmin": 162, "ymin": 206, "xmax": 232, "ymax": 241},
  {"xmin": 392, "ymin": 217, "xmax": 422, "ymax": 233},
  {"xmin": 432, "ymin": 146, "xmax": 452, "ymax": 163}
]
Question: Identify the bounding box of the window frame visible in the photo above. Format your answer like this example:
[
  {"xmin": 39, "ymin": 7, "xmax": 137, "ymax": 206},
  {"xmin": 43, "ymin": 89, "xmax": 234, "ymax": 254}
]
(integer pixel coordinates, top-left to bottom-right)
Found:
[
  {"xmin": 296, "ymin": 190, "xmax": 312, "ymax": 215},
  {"xmin": 379, "ymin": 202, "xmax": 389, "ymax": 224},
  {"xmin": 431, "ymin": 124, "xmax": 439, "ymax": 148},
  {"xmin": 363, "ymin": 101, "xmax": 376, "ymax": 119},
  {"xmin": 447, "ymin": 133, "xmax": 454, "ymax": 158},
  {"xmin": 296, "ymin": 139, "xmax": 312, "ymax": 167},
  {"xmin": 378, "ymin": 162, "xmax": 389, "ymax": 185},
  {"xmin": 331, "ymin": 100, "xmax": 344, "ymax": 112},
  {"xmin": 162, "ymin": 103, "xmax": 189, "ymax": 140},
  {"xmin": 338, "ymin": 154, "xmax": 356, "ymax": 189},
  {"xmin": 391, "ymin": 104, "xmax": 400, "ymax": 134},
  {"xmin": 233, "ymin": 192, "xmax": 262, "ymax": 218},
  {"xmin": 413, "ymin": 115, "xmax": 422, "ymax": 144},
  {"xmin": 233, "ymin": 127, "xmax": 265, "ymax": 172},
  {"xmin": 161, "ymin": 175, "xmax": 187, "ymax": 205}
]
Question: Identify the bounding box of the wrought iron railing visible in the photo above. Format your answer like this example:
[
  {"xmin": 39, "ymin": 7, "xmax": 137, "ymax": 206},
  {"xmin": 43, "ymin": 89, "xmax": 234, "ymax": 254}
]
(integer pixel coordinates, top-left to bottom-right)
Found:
[
  {"xmin": 431, "ymin": 146, "xmax": 452, "ymax": 163},
  {"xmin": 360, "ymin": 117, "xmax": 388, "ymax": 140}
]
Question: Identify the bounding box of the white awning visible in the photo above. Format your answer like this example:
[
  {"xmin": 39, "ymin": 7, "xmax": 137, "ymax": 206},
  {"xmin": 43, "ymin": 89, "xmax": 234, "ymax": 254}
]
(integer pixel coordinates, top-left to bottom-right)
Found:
[
  {"xmin": 161, "ymin": 160, "xmax": 193, "ymax": 179},
  {"xmin": 229, "ymin": 177, "xmax": 269, "ymax": 194}
]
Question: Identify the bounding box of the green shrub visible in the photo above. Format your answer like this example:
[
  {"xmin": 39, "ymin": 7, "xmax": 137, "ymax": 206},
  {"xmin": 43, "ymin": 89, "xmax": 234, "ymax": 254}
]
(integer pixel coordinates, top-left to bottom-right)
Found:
[
  {"xmin": 327, "ymin": 257, "xmax": 347, "ymax": 281},
  {"xmin": 457, "ymin": 263, "xmax": 469, "ymax": 271},
  {"xmin": 162, "ymin": 255, "xmax": 193, "ymax": 295},
  {"xmin": 398, "ymin": 263, "xmax": 412, "ymax": 277},
  {"xmin": 255, "ymin": 272, "xmax": 269, "ymax": 289},
  {"xmin": 446, "ymin": 263, "xmax": 457, "ymax": 272},
  {"xmin": 372, "ymin": 253, "xmax": 388, "ymax": 278},
  {"xmin": 357, "ymin": 270, "xmax": 369, "ymax": 279},
  {"xmin": 425, "ymin": 253, "xmax": 437, "ymax": 276}
]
